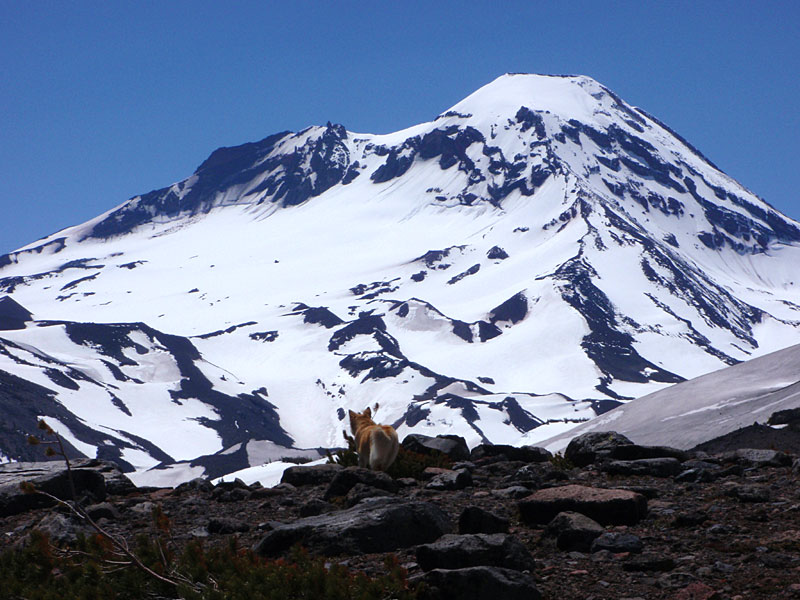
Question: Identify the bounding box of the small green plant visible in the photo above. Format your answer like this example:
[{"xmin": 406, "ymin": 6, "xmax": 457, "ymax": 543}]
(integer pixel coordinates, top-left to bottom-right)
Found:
[{"xmin": 549, "ymin": 451, "xmax": 574, "ymax": 471}]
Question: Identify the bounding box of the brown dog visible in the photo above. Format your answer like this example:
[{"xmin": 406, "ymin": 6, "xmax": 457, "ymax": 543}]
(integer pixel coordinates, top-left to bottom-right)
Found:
[{"xmin": 348, "ymin": 406, "xmax": 399, "ymax": 471}]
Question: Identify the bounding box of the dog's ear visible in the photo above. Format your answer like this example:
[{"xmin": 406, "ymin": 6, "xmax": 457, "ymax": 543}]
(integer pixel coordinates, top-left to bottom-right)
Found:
[
  {"xmin": 348, "ymin": 410, "xmax": 357, "ymax": 419},
  {"xmin": 373, "ymin": 402, "xmax": 380, "ymax": 413},
  {"xmin": 364, "ymin": 406, "xmax": 371, "ymax": 418}
]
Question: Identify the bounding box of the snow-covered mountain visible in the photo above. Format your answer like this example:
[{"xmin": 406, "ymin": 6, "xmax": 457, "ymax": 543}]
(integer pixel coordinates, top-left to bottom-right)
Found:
[{"xmin": 2, "ymin": 73, "xmax": 799, "ymax": 482}]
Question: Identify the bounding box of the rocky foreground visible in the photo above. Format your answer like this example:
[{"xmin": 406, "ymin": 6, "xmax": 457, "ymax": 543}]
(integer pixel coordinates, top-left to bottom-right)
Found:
[{"xmin": 1, "ymin": 426, "xmax": 800, "ymax": 600}]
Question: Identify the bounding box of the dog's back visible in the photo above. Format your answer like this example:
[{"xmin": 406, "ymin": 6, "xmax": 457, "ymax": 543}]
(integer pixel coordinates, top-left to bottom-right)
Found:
[{"xmin": 349, "ymin": 408, "xmax": 400, "ymax": 471}]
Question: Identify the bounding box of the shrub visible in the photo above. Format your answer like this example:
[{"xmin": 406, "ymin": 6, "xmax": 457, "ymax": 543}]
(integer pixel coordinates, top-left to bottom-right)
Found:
[{"xmin": 0, "ymin": 534, "xmax": 418, "ymax": 600}]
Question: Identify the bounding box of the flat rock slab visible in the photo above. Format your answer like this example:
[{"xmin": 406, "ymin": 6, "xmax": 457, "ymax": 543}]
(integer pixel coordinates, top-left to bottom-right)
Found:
[
  {"xmin": 416, "ymin": 566, "xmax": 541, "ymax": 600},
  {"xmin": 0, "ymin": 460, "xmax": 110, "ymax": 517},
  {"xmin": 416, "ymin": 533, "xmax": 535, "ymax": 572},
  {"xmin": 601, "ymin": 457, "xmax": 682, "ymax": 478},
  {"xmin": 518, "ymin": 484, "xmax": 647, "ymax": 526},
  {"xmin": 253, "ymin": 497, "xmax": 452, "ymax": 556}
]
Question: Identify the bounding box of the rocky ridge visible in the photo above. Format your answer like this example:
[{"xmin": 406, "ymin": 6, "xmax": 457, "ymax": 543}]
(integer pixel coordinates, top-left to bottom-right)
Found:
[{"xmin": 2, "ymin": 420, "xmax": 800, "ymax": 599}]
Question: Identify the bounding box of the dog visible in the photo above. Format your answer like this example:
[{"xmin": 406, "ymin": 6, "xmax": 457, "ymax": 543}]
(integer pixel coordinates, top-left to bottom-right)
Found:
[{"xmin": 348, "ymin": 405, "xmax": 399, "ymax": 471}]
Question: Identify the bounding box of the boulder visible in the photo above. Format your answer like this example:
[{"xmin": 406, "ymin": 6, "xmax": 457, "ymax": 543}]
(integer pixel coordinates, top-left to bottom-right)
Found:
[
  {"xmin": 323, "ymin": 466, "xmax": 398, "ymax": 500},
  {"xmin": 208, "ymin": 518, "xmax": 250, "ymax": 534},
  {"xmin": 518, "ymin": 484, "xmax": 648, "ymax": 526},
  {"xmin": 0, "ymin": 460, "xmax": 108, "ymax": 517},
  {"xmin": 426, "ymin": 469, "xmax": 472, "ymax": 491},
  {"xmin": 416, "ymin": 533, "xmax": 535, "ymax": 572},
  {"xmin": 344, "ymin": 483, "xmax": 394, "ymax": 508},
  {"xmin": 458, "ymin": 506, "xmax": 509, "ymax": 534},
  {"xmin": 590, "ymin": 532, "xmax": 644, "ymax": 554},
  {"xmin": 415, "ymin": 566, "xmax": 541, "ymax": 600},
  {"xmin": 280, "ymin": 464, "xmax": 343, "ymax": 486},
  {"xmin": 253, "ymin": 497, "xmax": 452, "ymax": 556},
  {"xmin": 470, "ymin": 444, "xmax": 552, "ymax": 463},
  {"xmin": 546, "ymin": 511, "xmax": 604, "ymax": 552},
  {"xmin": 402, "ymin": 434, "xmax": 470, "ymax": 461},
  {"xmin": 564, "ymin": 432, "xmax": 634, "ymax": 467},
  {"xmin": 600, "ymin": 458, "xmax": 683, "ymax": 478}
]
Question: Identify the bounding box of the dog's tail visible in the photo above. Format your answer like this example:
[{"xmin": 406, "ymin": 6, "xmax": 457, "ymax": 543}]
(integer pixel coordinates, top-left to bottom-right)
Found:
[{"xmin": 369, "ymin": 426, "xmax": 399, "ymax": 471}]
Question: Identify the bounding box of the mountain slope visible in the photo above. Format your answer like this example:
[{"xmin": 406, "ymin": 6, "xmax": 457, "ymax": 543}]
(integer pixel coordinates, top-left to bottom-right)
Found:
[
  {"xmin": 539, "ymin": 342, "xmax": 800, "ymax": 452},
  {"xmin": 1, "ymin": 73, "xmax": 799, "ymax": 481}
]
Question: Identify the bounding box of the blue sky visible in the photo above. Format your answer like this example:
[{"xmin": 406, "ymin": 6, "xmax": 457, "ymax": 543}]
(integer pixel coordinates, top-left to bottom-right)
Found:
[{"xmin": 2, "ymin": 1, "xmax": 798, "ymax": 255}]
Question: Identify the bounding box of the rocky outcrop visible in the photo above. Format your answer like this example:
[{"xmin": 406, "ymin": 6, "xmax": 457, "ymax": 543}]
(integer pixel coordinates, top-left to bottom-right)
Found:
[{"xmin": 3, "ymin": 432, "xmax": 800, "ymax": 600}]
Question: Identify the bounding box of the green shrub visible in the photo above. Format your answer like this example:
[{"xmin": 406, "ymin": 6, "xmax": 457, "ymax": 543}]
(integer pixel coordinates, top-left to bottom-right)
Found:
[{"xmin": 0, "ymin": 532, "xmax": 418, "ymax": 600}]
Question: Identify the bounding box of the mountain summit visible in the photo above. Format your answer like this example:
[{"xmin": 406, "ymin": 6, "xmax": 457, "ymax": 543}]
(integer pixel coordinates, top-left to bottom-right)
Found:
[{"xmin": 1, "ymin": 74, "xmax": 799, "ymax": 483}]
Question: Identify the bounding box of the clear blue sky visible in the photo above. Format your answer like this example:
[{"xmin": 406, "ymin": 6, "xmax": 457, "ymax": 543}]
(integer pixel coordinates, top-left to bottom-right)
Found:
[{"xmin": 2, "ymin": 1, "xmax": 798, "ymax": 255}]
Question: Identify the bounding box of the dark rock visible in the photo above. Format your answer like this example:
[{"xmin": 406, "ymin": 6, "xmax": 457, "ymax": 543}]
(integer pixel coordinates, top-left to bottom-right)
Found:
[
  {"xmin": 590, "ymin": 532, "xmax": 644, "ymax": 554},
  {"xmin": 298, "ymin": 499, "xmax": 335, "ymax": 517},
  {"xmin": 508, "ymin": 464, "xmax": 543, "ymax": 489},
  {"xmin": 415, "ymin": 566, "xmax": 541, "ymax": 600},
  {"xmin": 673, "ymin": 510, "xmax": 708, "ymax": 527},
  {"xmin": 208, "ymin": 517, "xmax": 250, "ymax": 534},
  {"xmin": 491, "ymin": 485, "xmax": 531, "ymax": 499},
  {"xmin": 728, "ymin": 448, "xmax": 792, "ymax": 468},
  {"xmin": 564, "ymin": 432, "xmax": 634, "ymax": 467},
  {"xmin": 344, "ymin": 483, "xmax": 394, "ymax": 507},
  {"xmin": 608, "ymin": 445, "xmax": 689, "ymax": 462},
  {"xmin": 546, "ymin": 511, "xmax": 604, "ymax": 552},
  {"xmin": 600, "ymin": 458, "xmax": 682, "ymax": 478},
  {"xmin": 402, "ymin": 434, "xmax": 470, "ymax": 461},
  {"xmin": 280, "ymin": 463, "xmax": 343, "ymax": 486},
  {"xmin": 34, "ymin": 512, "xmax": 91, "ymax": 545},
  {"xmin": 518, "ymin": 484, "xmax": 648, "ymax": 525},
  {"xmin": 675, "ymin": 468, "xmax": 718, "ymax": 483},
  {"xmin": 622, "ymin": 553, "xmax": 676, "ymax": 572},
  {"xmin": 323, "ymin": 466, "xmax": 399, "ymax": 500},
  {"xmin": 486, "ymin": 246, "xmax": 509, "ymax": 260},
  {"xmin": 767, "ymin": 407, "xmax": 800, "ymax": 426},
  {"xmin": 175, "ymin": 477, "xmax": 214, "ymax": 495},
  {"xmin": 458, "ymin": 506, "xmax": 509, "ymax": 534},
  {"xmin": 416, "ymin": 533, "xmax": 534, "ymax": 572},
  {"xmin": 253, "ymin": 497, "xmax": 452, "ymax": 556},
  {"xmin": 470, "ymin": 444, "xmax": 551, "ymax": 463},
  {"xmin": 426, "ymin": 469, "xmax": 472, "ymax": 491},
  {"xmin": 0, "ymin": 461, "xmax": 107, "ymax": 517},
  {"xmin": 213, "ymin": 487, "xmax": 250, "ymax": 502},
  {"xmin": 86, "ymin": 502, "xmax": 120, "ymax": 521},
  {"xmin": 725, "ymin": 484, "xmax": 771, "ymax": 503}
]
